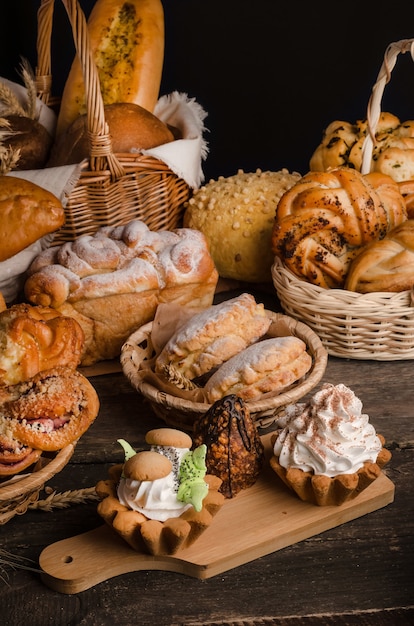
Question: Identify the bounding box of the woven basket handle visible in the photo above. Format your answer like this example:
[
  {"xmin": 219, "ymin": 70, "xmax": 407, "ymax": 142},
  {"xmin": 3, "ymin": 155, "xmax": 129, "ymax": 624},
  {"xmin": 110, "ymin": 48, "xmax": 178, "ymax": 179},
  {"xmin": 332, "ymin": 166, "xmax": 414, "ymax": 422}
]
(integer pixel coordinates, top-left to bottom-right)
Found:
[
  {"xmin": 361, "ymin": 38, "xmax": 414, "ymax": 175},
  {"xmin": 35, "ymin": 0, "xmax": 125, "ymax": 179}
]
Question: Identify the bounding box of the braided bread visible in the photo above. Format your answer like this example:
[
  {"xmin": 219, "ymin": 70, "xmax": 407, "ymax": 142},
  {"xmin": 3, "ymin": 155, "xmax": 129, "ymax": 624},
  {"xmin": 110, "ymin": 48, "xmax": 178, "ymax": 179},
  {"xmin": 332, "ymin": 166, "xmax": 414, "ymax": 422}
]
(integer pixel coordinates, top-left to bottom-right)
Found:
[
  {"xmin": 0, "ymin": 303, "xmax": 84, "ymax": 385},
  {"xmin": 24, "ymin": 220, "xmax": 218, "ymax": 365},
  {"xmin": 271, "ymin": 167, "xmax": 407, "ymax": 288}
]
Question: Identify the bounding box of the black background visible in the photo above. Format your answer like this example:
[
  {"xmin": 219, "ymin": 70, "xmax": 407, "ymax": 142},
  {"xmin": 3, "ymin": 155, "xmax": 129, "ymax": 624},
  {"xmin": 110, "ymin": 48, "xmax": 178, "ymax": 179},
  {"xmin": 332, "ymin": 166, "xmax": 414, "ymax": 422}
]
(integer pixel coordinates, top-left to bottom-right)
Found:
[{"xmin": 1, "ymin": 1, "xmax": 414, "ymax": 181}]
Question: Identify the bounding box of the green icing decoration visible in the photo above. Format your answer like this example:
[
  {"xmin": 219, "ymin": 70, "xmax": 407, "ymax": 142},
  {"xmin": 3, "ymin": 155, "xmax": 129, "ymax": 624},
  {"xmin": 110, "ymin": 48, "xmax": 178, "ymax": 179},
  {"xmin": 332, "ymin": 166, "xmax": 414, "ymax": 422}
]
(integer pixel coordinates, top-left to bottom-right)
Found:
[
  {"xmin": 177, "ymin": 445, "xmax": 208, "ymax": 511},
  {"xmin": 117, "ymin": 439, "xmax": 137, "ymax": 461}
]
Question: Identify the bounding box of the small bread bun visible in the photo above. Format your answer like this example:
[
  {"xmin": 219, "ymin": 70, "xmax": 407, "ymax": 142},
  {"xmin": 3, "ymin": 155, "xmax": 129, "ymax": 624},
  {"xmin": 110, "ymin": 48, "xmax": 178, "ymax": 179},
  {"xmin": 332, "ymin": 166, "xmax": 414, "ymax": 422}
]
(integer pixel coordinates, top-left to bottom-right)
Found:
[
  {"xmin": 145, "ymin": 428, "xmax": 192, "ymax": 449},
  {"xmin": 1, "ymin": 367, "xmax": 100, "ymax": 451},
  {"xmin": 48, "ymin": 102, "xmax": 175, "ymax": 167},
  {"xmin": 0, "ymin": 176, "xmax": 65, "ymax": 262},
  {"xmin": 204, "ymin": 336, "xmax": 312, "ymax": 402},
  {"xmin": 124, "ymin": 450, "xmax": 172, "ymax": 481},
  {"xmin": 154, "ymin": 293, "xmax": 271, "ymax": 380},
  {"xmin": 2, "ymin": 115, "xmax": 53, "ymax": 170}
]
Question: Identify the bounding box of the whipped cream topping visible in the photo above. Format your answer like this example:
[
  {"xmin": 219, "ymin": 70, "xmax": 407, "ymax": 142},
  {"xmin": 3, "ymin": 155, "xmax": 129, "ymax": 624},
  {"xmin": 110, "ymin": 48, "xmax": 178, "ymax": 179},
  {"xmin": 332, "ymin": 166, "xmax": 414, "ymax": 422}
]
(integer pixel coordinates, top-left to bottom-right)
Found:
[
  {"xmin": 117, "ymin": 443, "xmax": 208, "ymax": 522},
  {"xmin": 117, "ymin": 446, "xmax": 190, "ymax": 522},
  {"xmin": 273, "ymin": 383, "xmax": 382, "ymax": 477}
]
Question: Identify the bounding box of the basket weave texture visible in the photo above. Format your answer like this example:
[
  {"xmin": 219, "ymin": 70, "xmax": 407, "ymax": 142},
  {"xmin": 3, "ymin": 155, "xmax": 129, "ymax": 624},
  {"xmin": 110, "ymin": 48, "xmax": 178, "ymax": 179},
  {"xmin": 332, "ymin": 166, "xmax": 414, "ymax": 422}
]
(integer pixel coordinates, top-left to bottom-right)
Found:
[
  {"xmin": 120, "ymin": 311, "xmax": 328, "ymax": 432},
  {"xmin": 35, "ymin": 0, "xmax": 191, "ymax": 246},
  {"xmin": 273, "ymin": 38, "xmax": 414, "ymax": 361},
  {"xmin": 0, "ymin": 444, "xmax": 75, "ymax": 525},
  {"xmin": 272, "ymin": 257, "xmax": 414, "ymax": 360}
]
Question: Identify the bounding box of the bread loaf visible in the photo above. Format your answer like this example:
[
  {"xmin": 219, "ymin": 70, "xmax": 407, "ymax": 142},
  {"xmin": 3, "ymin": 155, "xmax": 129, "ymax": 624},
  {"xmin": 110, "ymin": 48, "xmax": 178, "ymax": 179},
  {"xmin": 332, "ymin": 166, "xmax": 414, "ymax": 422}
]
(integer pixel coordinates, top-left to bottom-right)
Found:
[
  {"xmin": 48, "ymin": 103, "xmax": 175, "ymax": 167},
  {"xmin": 56, "ymin": 0, "xmax": 165, "ymax": 137},
  {"xmin": 0, "ymin": 176, "xmax": 65, "ymax": 263},
  {"xmin": 345, "ymin": 219, "xmax": 414, "ymax": 293},
  {"xmin": 24, "ymin": 220, "xmax": 219, "ymax": 365},
  {"xmin": 271, "ymin": 167, "xmax": 407, "ymax": 288}
]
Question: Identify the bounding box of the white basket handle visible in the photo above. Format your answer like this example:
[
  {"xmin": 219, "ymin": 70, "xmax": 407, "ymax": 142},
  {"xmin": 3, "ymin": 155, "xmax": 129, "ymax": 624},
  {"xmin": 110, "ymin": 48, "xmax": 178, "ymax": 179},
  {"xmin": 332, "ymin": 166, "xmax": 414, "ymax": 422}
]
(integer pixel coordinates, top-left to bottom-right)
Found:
[{"xmin": 361, "ymin": 38, "xmax": 414, "ymax": 174}]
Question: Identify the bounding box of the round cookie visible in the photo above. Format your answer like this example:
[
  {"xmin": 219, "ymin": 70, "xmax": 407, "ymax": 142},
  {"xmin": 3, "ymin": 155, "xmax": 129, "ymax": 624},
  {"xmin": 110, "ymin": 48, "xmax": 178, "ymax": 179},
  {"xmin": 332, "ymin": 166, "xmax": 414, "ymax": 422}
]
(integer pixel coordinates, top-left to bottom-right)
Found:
[
  {"xmin": 145, "ymin": 428, "xmax": 192, "ymax": 449},
  {"xmin": 124, "ymin": 450, "xmax": 172, "ymax": 481}
]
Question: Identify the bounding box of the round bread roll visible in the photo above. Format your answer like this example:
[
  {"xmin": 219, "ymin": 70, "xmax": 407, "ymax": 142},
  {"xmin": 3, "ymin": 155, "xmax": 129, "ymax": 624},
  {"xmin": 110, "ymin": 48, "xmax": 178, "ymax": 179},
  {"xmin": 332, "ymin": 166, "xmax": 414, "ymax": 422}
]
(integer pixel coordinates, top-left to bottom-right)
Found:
[
  {"xmin": 145, "ymin": 428, "xmax": 192, "ymax": 449},
  {"xmin": 183, "ymin": 169, "xmax": 302, "ymax": 283},
  {"xmin": 1, "ymin": 115, "xmax": 53, "ymax": 170},
  {"xmin": 1, "ymin": 367, "xmax": 100, "ymax": 451},
  {"xmin": 204, "ymin": 336, "xmax": 312, "ymax": 402},
  {"xmin": 48, "ymin": 102, "xmax": 175, "ymax": 167},
  {"xmin": 155, "ymin": 293, "xmax": 272, "ymax": 380}
]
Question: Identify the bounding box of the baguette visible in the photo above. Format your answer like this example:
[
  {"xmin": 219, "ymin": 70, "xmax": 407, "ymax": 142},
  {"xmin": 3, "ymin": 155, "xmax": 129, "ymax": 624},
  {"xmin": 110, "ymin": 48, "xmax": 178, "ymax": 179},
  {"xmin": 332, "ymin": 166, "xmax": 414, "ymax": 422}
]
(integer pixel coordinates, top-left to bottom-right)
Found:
[{"xmin": 56, "ymin": 0, "xmax": 165, "ymax": 137}]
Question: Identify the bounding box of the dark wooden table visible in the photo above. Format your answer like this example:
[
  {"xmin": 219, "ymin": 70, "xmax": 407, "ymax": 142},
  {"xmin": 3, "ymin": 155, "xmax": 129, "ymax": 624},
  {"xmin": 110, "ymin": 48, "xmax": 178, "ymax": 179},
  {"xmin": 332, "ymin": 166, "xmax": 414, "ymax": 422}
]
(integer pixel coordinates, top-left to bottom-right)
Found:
[{"xmin": 1, "ymin": 289, "xmax": 413, "ymax": 626}]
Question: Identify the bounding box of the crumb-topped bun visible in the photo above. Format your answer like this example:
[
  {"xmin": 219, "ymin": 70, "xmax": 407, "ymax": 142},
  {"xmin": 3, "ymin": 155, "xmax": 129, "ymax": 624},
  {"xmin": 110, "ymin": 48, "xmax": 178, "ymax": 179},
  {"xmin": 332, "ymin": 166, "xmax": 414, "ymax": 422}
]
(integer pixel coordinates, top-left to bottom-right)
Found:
[
  {"xmin": 96, "ymin": 428, "xmax": 225, "ymax": 556},
  {"xmin": 204, "ymin": 336, "xmax": 312, "ymax": 403},
  {"xmin": 155, "ymin": 293, "xmax": 271, "ymax": 381},
  {"xmin": 0, "ymin": 366, "xmax": 100, "ymax": 452},
  {"xmin": 192, "ymin": 394, "xmax": 264, "ymax": 498},
  {"xmin": 269, "ymin": 383, "xmax": 391, "ymax": 506},
  {"xmin": 0, "ymin": 303, "xmax": 84, "ymax": 385},
  {"xmin": 183, "ymin": 168, "xmax": 302, "ymax": 282}
]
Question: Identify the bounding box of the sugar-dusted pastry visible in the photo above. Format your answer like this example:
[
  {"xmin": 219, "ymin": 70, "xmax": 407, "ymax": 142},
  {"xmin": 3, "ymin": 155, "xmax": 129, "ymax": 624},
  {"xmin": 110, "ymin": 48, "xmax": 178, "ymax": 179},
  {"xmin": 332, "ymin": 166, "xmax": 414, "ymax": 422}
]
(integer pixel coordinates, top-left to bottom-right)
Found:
[
  {"xmin": 96, "ymin": 427, "xmax": 225, "ymax": 555},
  {"xmin": 155, "ymin": 293, "xmax": 271, "ymax": 381},
  {"xmin": 192, "ymin": 394, "xmax": 264, "ymax": 498},
  {"xmin": 0, "ymin": 303, "xmax": 84, "ymax": 385},
  {"xmin": 204, "ymin": 336, "xmax": 312, "ymax": 403},
  {"xmin": 269, "ymin": 383, "xmax": 391, "ymax": 506}
]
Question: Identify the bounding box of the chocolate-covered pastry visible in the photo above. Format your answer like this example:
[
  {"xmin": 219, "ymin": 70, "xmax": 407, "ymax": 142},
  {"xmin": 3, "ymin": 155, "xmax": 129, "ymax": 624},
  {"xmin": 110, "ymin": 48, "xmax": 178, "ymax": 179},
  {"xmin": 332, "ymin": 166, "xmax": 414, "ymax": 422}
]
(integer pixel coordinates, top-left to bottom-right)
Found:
[{"xmin": 192, "ymin": 394, "xmax": 264, "ymax": 498}]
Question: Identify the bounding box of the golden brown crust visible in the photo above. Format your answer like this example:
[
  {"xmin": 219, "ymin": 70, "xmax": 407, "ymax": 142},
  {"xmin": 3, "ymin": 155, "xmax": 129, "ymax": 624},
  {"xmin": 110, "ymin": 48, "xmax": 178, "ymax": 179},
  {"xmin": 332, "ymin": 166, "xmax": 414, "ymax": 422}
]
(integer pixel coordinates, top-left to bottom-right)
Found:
[
  {"xmin": 204, "ymin": 337, "xmax": 312, "ymax": 403},
  {"xmin": 1, "ymin": 367, "xmax": 100, "ymax": 451},
  {"xmin": 0, "ymin": 434, "xmax": 42, "ymax": 476},
  {"xmin": 155, "ymin": 293, "xmax": 271, "ymax": 381},
  {"xmin": 0, "ymin": 304, "xmax": 84, "ymax": 385},
  {"xmin": 269, "ymin": 436, "xmax": 391, "ymax": 506},
  {"xmin": 24, "ymin": 221, "xmax": 218, "ymax": 366},
  {"xmin": 271, "ymin": 167, "xmax": 407, "ymax": 289},
  {"xmin": 56, "ymin": 0, "xmax": 165, "ymax": 136},
  {"xmin": 345, "ymin": 219, "xmax": 414, "ymax": 292},
  {"xmin": 0, "ymin": 176, "xmax": 65, "ymax": 262},
  {"xmin": 49, "ymin": 103, "xmax": 174, "ymax": 167}
]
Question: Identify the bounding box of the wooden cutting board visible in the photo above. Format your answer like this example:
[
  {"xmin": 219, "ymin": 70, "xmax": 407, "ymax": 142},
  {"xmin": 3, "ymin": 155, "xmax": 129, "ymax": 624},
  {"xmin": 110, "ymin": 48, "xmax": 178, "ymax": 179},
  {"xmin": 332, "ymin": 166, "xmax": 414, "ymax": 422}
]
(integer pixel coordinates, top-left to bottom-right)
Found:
[{"xmin": 39, "ymin": 434, "xmax": 394, "ymax": 594}]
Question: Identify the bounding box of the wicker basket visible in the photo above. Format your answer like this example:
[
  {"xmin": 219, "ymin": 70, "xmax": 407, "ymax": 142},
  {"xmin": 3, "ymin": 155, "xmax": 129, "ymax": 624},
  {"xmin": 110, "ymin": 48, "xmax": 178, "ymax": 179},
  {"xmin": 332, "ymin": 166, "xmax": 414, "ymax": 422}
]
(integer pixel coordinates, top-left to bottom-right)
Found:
[
  {"xmin": 0, "ymin": 444, "xmax": 75, "ymax": 525},
  {"xmin": 34, "ymin": 0, "xmax": 191, "ymax": 245},
  {"xmin": 120, "ymin": 311, "xmax": 328, "ymax": 432},
  {"xmin": 272, "ymin": 38, "xmax": 414, "ymax": 361}
]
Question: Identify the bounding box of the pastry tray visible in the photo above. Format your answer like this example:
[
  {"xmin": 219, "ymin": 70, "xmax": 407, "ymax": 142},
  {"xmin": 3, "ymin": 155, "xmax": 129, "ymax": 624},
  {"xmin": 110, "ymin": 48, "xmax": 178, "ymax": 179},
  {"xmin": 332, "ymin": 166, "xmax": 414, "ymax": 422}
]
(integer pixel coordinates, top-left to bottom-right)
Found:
[{"xmin": 39, "ymin": 433, "xmax": 394, "ymax": 594}]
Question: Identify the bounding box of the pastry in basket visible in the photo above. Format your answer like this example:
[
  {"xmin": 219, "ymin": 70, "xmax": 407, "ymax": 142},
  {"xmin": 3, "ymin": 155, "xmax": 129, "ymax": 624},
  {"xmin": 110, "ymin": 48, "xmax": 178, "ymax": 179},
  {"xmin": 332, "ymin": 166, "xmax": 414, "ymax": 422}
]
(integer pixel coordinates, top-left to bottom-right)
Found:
[
  {"xmin": 271, "ymin": 167, "xmax": 407, "ymax": 288},
  {"xmin": 0, "ymin": 366, "xmax": 100, "ymax": 454},
  {"xmin": 96, "ymin": 427, "xmax": 225, "ymax": 556},
  {"xmin": 204, "ymin": 336, "xmax": 312, "ymax": 403},
  {"xmin": 24, "ymin": 219, "xmax": 218, "ymax": 366},
  {"xmin": 345, "ymin": 219, "xmax": 414, "ymax": 293},
  {"xmin": 192, "ymin": 394, "xmax": 265, "ymax": 498},
  {"xmin": 0, "ymin": 435, "xmax": 42, "ymax": 477},
  {"xmin": 154, "ymin": 293, "xmax": 271, "ymax": 381},
  {"xmin": 269, "ymin": 383, "xmax": 391, "ymax": 506},
  {"xmin": 0, "ymin": 303, "xmax": 84, "ymax": 385}
]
